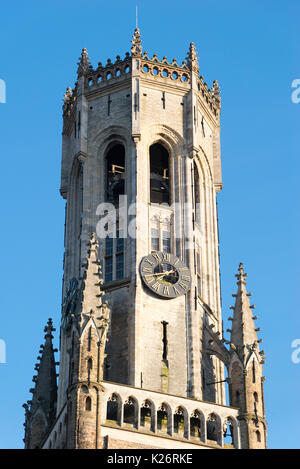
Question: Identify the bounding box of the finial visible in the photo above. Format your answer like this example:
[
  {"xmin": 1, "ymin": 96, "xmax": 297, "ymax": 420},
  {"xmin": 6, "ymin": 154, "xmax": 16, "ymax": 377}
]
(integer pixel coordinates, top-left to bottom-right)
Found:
[
  {"xmin": 77, "ymin": 48, "xmax": 91, "ymax": 77},
  {"xmin": 212, "ymin": 80, "xmax": 221, "ymax": 99},
  {"xmin": 44, "ymin": 318, "xmax": 55, "ymax": 339},
  {"xmin": 186, "ymin": 42, "xmax": 199, "ymax": 72},
  {"xmin": 131, "ymin": 28, "xmax": 142, "ymax": 57},
  {"xmin": 88, "ymin": 232, "xmax": 99, "ymax": 251},
  {"xmin": 235, "ymin": 262, "xmax": 248, "ymax": 283}
]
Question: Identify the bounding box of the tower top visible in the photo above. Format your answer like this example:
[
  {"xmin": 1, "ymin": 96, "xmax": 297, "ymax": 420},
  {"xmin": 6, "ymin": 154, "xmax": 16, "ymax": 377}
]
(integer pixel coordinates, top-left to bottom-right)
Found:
[{"xmin": 62, "ymin": 28, "xmax": 221, "ymax": 130}]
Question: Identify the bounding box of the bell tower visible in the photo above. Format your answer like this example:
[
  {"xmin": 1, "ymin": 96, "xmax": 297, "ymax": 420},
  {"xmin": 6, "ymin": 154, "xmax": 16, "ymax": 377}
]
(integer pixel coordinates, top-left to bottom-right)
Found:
[{"xmin": 24, "ymin": 28, "xmax": 267, "ymax": 450}]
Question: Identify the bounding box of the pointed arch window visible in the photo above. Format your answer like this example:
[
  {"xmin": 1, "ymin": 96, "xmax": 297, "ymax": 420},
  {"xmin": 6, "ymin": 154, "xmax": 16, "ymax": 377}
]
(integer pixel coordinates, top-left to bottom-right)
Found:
[
  {"xmin": 150, "ymin": 143, "xmax": 170, "ymax": 205},
  {"xmin": 106, "ymin": 144, "xmax": 125, "ymax": 206}
]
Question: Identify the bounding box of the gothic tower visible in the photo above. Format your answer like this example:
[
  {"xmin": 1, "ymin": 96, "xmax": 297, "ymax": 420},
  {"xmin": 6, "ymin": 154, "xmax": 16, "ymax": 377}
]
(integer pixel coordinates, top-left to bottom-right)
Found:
[{"xmin": 24, "ymin": 28, "xmax": 267, "ymax": 449}]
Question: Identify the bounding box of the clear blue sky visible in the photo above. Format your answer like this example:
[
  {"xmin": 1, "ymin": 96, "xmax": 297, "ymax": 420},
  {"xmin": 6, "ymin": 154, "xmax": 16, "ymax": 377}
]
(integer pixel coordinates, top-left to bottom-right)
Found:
[{"xmin": 0, "ymin": 0, "xmax": 298, "ymax": 449}]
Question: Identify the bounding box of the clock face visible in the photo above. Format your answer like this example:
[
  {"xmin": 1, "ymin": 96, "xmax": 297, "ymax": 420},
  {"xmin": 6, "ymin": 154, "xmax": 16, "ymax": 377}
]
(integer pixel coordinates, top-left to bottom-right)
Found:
[{"xmin": 140, "ymin": 252, "xmax": 191, "ymax": 299}]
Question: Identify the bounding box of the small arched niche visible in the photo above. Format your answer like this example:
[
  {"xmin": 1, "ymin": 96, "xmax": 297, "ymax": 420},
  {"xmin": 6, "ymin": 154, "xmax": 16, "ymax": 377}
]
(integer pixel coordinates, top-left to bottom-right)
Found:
[
  {"xmin": 106, "ymin": 393, "xmax": 121, "ymax": 424},
  {"xmin": 149, "ymin": 143, "xmax": 170, "ymax": 205},
  {"xmin": 140, "ymin": 399, "xmax": 154, "ymax": 431},
  {"xmin": 106, "ymin": 143, "xmax": 125, "ymax": 205}
]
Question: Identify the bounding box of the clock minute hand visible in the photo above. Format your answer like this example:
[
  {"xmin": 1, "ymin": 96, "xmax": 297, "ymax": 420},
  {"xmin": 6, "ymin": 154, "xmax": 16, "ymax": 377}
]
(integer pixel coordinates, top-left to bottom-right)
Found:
[
  {"xmin": 144, "ymin": 272, "xmax": 168, "ymax": 278},
  {"xmin": 144, "ymin": 270, "xmax": 175, "ymax": 278}
]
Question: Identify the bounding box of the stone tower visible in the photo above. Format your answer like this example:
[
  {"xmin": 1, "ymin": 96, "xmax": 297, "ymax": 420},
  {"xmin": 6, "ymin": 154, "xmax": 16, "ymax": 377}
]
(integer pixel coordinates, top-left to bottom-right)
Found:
[{"xmin": 23, "ymin": 28, "xmax": 267, "ymax": 449}]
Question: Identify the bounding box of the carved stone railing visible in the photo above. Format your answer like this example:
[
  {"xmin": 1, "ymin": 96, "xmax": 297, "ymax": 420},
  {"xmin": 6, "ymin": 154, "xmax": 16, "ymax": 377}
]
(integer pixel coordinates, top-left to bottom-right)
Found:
[
  {"xmin": 140, "ymin": 52, "xmax": 190, "ymax": 86},
  {"xmin": 101, "ymin": 381, "xmax": 240, "ymax": 449},
  {"xmin": 85, "ymin": 53, "xmax": 132, "ymax": 91}
]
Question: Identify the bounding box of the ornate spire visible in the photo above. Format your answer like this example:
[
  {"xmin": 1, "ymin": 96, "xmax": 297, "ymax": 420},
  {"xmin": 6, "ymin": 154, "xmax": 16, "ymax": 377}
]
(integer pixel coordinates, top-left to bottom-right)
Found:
[
  {"xmin": 77, "ymin": 48, "xmax": 92, "ymax": 77},
  {"xmin": 229, "ymin": 263, "xmax": 261, "ymax": 360},
  {"xmin": 77, "ymin": 233, "xmax": 110, "ymax": 343},
  {"xmin": 131, "ymin": 28, "xmax": 142, "ymax": 57},
  {"xmin": 23, "ymin": 318, "xmax": 58, "ymax": 448},
  {"xmin": 186, "ymin": 42, "xmax": 199, "ymax": 72}
]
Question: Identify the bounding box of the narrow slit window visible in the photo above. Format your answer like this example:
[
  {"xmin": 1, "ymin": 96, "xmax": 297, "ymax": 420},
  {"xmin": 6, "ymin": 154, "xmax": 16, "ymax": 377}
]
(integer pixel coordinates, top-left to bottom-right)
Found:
[
  {"xmin": 162, "ymin": 321, "xmax": 168, "ymax": 361},
  {"xmin": 193, "ymin": 162, "xmax": 201, "ymax": 224},
  {"xmin": 105, "ymin": 237, "xmax": 113, "ymax": 283},
  {"xmin": 85, "ymin": 397, "xmax": 92, "ymax": 411}
]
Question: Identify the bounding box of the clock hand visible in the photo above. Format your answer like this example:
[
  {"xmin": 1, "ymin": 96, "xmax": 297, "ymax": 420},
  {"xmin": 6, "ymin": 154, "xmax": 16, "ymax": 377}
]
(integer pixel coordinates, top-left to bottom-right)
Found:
[{"xmin": 144, "ymin": 270, "xmax": 175, "ymax": 278}]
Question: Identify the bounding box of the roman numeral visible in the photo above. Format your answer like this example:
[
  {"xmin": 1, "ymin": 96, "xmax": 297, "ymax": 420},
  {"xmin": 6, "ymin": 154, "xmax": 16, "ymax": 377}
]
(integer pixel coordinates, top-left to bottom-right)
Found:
[
  {"xmin": 162, "ymin": 253, "xmax": 170, "ymax": 262},
  {"xmin": 178, "ymin": 281, "xmax": 189, "ymax": 291},
  {"xmin": 142, "ymin": 267, "xmax": 152, "ymax": 273},
  {"xmin": 152, "ymin": 282, "xmax": 161, "ymax": 292},
  {"xmin": 145, "ymin": 258, "xmax": 155, "ymax": 266},
  {"xmin": 152, "ymin": 253, "xmax": 161, "ymax": 263},
  {"xmin": 163, "ymin": 286, "xmax": 170, "ymax": 296},
  {"xmin": 144, "ymin": 275, "xmax": 155, "ymax": 283},
  {"xmin": 181, "ymin": 275, "xmax": 190, "ymax": 282}
]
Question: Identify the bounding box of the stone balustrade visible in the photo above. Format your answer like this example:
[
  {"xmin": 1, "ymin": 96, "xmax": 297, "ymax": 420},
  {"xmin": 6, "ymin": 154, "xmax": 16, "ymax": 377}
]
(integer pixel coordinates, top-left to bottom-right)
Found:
[{"xmin": 101, "ymin": 381, "xmax": 240, "ymax": 449}]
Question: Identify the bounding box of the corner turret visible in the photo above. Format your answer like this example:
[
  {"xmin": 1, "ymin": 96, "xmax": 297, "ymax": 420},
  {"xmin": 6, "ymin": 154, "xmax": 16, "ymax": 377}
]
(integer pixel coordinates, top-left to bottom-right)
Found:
[
  {"xmin": 228, "ymin": 263, "xmax": 267, "ymax": 448},
  {"xmin": 23, "ymin": 319, "xmax": 58, "ymax": 448}
]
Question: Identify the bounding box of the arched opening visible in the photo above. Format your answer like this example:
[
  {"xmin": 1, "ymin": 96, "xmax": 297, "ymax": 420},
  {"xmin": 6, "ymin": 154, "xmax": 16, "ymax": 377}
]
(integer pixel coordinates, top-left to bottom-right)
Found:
[
  {"xmin": 85, "ymin": 397, "xmax": 92, "ymax": 411},
  {"xmin": 206, "ymin": 413, "xmax": 218, "ymax": 443},
  {"xmin": 140, "ymin": 400, "xmax": 153, "ymax": 431},
  {"xmin": 150, "ymin": 143, "xmax": 170, "ymax": 204},
  {"xmin": 157, "ymin": 404, "xmax": 169, "ymax": 434},
  {"xmin": 106, "ymin": 394, "xmax": 120, "ymax": 423},
  {"xmin": 256, "ymin": 430, "xmax": 261, "ymax": 443},
  {"xmin": 173, "ymin": 407, "xmax": 185, "ymax": 438},
  {"xmin": 223, "ymin": 418, "xmax": 234, "ymax": 447},
  {"xmin": 106, "ymin": 143, "xmax": 125, "ymax": 206},
  {"xmin": 123, "ymin": 397, "xmax": 137, "ymax": 428},
  {"xmin": 190, "ymin": 410, "xmax": 202, "ymax": 440}
]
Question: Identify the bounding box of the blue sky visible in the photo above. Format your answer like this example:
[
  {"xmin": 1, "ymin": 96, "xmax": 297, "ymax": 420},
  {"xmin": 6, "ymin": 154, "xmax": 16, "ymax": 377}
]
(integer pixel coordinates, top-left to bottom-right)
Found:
[{"xmin": 0, "ymin": 0, "xmax": 299, "ymax": 449}]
